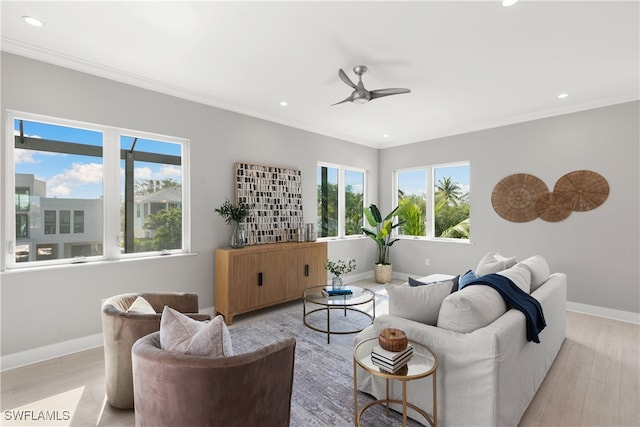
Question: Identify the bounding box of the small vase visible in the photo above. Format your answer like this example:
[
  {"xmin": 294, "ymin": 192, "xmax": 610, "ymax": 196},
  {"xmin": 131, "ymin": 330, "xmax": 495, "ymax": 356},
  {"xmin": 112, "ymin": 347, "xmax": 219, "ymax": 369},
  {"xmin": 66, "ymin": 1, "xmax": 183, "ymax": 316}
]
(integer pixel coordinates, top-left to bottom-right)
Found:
[
  {"xmin": 230, "ymin": 222, "xmax": 246, "ymax": 249},
  {"xmin": 331, "ymin": 275, "xmax": 344, "ymax": 290}
]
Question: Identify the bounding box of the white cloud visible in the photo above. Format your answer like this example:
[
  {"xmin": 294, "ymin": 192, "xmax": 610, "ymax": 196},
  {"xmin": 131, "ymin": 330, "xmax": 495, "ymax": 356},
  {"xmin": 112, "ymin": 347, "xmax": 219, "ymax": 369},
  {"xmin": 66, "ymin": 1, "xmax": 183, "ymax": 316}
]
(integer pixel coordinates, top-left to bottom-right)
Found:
[
  {"xmin": 47, "ymin": 162, "xmax": 103, "ymax": 197},
  {"xmin": 135, "ymin": 167, "xmax": 153, "ymax": 179},
  {"xmin": 14, "ymin": 149, "xmax": 38, "ymax": 164},
  {"xmin": 160, "ymin": 165, "xmax": 181, "ymax": 177}
]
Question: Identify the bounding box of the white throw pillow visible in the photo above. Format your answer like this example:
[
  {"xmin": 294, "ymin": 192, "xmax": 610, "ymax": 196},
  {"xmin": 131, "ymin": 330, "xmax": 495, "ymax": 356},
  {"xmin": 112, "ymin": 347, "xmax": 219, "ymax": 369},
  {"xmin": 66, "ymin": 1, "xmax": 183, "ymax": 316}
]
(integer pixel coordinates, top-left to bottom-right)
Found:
[
  {"xmin": 126, "ymin": 296, "xmax": 156, "ymax": 314},
  {"xmin": 160, "ymin": 307, "xmax": 233, "ymax": 357},
  {"xmin": 495, "ymin": 253, "xmax": 517, "ymax": 269},
  {"xmin": 437, "ymin": 285, "xmax": 507, "ymax": 333},
  {"xmin": 475, "ymin": 252, "xmax": 516, "ymax": 277},
  {"xmin": 386, "ymin": 280, "xmax": 453, "ymax": 325},
  {"xmin": 497, "ymin": 263, "xmax": 532, "ymax": 294},
  {"xmin": 520, "ymin": 255, "xmax": 550, "ymax": 292}
]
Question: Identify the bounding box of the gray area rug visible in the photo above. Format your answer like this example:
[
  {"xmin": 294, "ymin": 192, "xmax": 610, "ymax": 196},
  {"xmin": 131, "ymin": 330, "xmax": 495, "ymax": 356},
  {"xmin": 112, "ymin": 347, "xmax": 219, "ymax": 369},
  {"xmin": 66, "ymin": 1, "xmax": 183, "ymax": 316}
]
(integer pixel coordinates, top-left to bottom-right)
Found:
[{"xmin": 229, "ymin": 293, "xmax": 423, "ymax": 426}]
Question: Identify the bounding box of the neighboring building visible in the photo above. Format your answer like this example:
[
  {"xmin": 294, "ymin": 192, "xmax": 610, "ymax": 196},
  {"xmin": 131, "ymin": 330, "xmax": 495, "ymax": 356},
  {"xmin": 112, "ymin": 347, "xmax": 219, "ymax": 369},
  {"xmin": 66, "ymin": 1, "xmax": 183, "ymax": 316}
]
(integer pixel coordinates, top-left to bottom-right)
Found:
[
  {"xmin": 133, "ymin": 187, "xmax": 181, "ymax": 239},
  {"xmin": 14, "ymin": 173, "xmax": 103, "ymax": 262}
]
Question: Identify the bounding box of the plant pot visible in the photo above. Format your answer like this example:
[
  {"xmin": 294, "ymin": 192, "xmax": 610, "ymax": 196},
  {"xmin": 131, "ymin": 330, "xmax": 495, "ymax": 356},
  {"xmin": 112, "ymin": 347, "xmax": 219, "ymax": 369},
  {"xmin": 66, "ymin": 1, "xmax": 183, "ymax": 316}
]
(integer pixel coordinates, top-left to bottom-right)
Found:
[{"xmin": 374, "ymin": 263, "xmax": 392, "ymax": 284}]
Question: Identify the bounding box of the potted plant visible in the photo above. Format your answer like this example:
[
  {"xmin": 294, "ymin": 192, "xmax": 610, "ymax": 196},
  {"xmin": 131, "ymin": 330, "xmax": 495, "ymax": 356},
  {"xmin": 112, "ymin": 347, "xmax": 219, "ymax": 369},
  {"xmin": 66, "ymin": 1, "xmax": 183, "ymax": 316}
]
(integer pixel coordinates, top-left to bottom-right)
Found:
[
  {"xmin": 361, "ymin": 204, "xmax": 405, "ymax": 283},
  {"xmin": 215, "ymin": 199, "xmax": 252, "ymax": 248},
  {"xmin": 324, "ymin": 258, "xmax": 356, "ymax": 289}
]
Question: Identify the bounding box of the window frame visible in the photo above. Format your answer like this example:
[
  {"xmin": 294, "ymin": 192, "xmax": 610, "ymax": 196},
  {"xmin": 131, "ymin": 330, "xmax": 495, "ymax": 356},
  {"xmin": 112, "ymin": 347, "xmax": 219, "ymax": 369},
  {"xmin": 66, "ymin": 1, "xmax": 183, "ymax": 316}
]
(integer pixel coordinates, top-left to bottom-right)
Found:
[
  {"xmin": 394, "ymin": 161, "xmax": 470, "ymax": 242},
  {"xmin": 3, "ymin": 110, "xmax": 191, "ymax": 270},
  {"xmin": 317, "ymin": 161, "xmax": 367, "ymax": 240}
]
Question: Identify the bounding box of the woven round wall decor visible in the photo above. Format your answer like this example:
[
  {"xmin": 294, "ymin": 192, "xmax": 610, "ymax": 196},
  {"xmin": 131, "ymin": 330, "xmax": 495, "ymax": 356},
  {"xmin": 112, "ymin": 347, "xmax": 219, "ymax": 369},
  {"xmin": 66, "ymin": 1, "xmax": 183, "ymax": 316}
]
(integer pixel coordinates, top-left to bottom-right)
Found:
[
  {"xmin": 535, "ymin": 191, "xmax": 573, "ymax": 222},
  {"xmin": 553, "ymin": 170, "xmax": 609, "ymax": 212},
  {"xmin": 491, "ymin": 173, "xmax": 549, "ymax": 223}
]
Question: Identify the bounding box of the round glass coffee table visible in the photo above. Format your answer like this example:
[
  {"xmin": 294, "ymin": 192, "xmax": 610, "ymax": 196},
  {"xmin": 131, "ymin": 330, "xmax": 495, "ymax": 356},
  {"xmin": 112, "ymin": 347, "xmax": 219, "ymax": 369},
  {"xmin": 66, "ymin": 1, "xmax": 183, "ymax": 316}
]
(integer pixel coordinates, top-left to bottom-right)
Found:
[
  {"xmin": 303, "ymin": 285, "xmax": 375, "ymax": 344},
  {"xmin": 353, "ymin": 337, "xmax": 438, "ymax": 427}
]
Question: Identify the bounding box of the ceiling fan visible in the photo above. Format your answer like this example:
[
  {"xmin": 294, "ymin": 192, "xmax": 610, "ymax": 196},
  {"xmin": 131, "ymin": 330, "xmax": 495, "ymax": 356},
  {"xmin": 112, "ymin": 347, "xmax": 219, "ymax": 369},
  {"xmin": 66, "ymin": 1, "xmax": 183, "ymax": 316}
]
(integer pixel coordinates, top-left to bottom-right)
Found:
[{"xmin": 331, "ymin": 65, "xmax": 411, "ymax": 106}]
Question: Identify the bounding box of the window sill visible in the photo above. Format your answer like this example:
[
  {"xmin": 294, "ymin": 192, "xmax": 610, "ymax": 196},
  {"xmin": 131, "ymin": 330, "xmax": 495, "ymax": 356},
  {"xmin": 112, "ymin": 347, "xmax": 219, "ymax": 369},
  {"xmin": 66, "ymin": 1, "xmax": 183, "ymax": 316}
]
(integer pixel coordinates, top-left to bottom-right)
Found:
[{"xmin": 1, "ymin": 251, "xmax": 198, "ymax": 274}]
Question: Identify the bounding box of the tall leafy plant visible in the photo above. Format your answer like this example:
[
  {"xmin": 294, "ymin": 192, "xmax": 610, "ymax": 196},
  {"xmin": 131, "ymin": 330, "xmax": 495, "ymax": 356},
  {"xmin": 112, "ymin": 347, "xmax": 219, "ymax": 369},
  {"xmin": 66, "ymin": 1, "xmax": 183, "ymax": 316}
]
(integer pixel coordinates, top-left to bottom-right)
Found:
[{"xmin": 361, "ymin": 204, "xmax": 405, "ymax": 265}]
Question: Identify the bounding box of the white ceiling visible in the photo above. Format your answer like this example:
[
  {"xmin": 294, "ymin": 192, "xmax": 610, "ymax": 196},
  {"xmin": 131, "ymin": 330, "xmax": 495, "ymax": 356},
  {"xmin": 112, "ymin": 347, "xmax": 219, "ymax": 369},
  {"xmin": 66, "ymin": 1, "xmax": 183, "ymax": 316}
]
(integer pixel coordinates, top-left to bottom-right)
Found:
[{"xmin": 1, "ymin": 1, "xmax": 638, "ymax": 149}]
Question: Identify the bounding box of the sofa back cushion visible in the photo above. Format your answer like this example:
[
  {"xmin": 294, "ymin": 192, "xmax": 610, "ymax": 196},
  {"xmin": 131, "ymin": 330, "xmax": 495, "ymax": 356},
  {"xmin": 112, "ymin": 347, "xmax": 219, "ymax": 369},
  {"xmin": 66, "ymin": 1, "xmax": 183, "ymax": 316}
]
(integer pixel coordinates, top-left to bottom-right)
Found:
[
  {"xmin": 497, "ymin": 263, "xmax": 532, "ymax": 294},
  {"xmin": 387, "ymin": 280, "xmax": 453, "ymax": 325},
  {"xmin": 520, "ymin": 255, "xmax": 550, "ymax": 292},
  {"xmin": 437, "ymin": 285, "xmax": 507, "ymax": 333}
]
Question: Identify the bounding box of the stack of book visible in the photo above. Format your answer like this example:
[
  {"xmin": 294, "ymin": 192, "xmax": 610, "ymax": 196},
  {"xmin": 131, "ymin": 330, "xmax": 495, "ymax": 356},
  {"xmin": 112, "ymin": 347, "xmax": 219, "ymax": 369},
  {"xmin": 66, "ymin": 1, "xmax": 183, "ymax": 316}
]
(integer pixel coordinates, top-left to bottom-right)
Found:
[{"xmin": 371, "ymin": 344, "xmax": 413, "ymax": 373}]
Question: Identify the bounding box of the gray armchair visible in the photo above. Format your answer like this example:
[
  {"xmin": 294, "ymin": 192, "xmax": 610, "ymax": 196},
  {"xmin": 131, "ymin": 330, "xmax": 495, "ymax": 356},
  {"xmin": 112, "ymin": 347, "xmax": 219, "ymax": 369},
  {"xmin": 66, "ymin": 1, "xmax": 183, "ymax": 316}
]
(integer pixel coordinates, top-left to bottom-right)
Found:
[
  {"xmin": 101, "ymin": 292, "xmax": 210, "ymax": 409},
  {"xmin": 132, "ymin": 332, "xmax": 296, "ymax": 427}
]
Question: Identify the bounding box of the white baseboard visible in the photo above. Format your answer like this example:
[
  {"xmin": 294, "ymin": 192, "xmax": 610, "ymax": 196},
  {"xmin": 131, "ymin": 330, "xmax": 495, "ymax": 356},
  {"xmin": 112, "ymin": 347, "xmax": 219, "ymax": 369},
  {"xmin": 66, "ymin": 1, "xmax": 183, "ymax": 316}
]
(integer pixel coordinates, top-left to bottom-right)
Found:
[
  {"xmin": 567, "ymin": 302, "xmax": 640, "ymax": 324},
  {"xmin": 1, "ymin": 333, "xmax": 103, "ymax": 372}
]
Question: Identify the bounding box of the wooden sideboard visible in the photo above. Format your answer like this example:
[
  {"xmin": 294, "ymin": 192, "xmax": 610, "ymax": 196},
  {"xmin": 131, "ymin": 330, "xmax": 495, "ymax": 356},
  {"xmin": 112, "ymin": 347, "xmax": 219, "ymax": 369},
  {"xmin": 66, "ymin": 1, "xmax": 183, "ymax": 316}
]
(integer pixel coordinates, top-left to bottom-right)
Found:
[{"xmin": 214, "ymin": 241, "xmax": 327, "ymax": 324}]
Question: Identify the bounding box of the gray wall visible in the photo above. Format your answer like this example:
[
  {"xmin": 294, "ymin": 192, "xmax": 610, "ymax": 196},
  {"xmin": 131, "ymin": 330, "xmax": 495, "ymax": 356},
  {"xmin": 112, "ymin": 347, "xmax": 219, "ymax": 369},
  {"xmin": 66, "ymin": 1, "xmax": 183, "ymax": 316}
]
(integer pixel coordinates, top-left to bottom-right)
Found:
[
  {"xmin": 0, "ymin": 53, "xmax": 377, "ymax": 357},
  {"xmin": 1, "ymin": 53, "xmax": 638, "ymax": 362},
  {"xmin": 379, "ymin": 101, "xmax": 640, "ymax": 314}
]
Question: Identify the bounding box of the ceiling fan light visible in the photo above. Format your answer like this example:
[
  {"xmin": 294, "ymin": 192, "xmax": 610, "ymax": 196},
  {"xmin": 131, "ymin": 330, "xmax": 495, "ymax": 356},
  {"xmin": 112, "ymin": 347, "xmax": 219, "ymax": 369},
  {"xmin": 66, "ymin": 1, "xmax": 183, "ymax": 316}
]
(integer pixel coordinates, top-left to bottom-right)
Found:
[{"xmin": 353, "ymin": 98, "xmax": 368, "ymax": 105}]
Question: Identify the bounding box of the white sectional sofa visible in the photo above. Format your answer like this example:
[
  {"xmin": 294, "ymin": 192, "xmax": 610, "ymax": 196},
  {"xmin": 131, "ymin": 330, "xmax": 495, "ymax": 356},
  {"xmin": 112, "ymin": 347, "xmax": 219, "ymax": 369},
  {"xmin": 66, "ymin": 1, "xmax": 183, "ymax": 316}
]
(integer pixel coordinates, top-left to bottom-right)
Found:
[{"xmin": 354, "ymin": 255, "xmax": 566, "ymax": 427}]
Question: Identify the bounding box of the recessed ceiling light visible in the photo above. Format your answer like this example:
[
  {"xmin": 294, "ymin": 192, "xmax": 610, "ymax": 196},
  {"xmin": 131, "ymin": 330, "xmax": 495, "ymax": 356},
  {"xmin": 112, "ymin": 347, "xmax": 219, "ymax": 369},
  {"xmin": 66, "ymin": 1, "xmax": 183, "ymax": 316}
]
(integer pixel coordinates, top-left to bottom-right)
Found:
[
  {"xmin": 383, "ymin": 134, "xmax": 389, "ymax": 138},
  {"xmin": 279, "ymin": 101, "xmax": 288, "ymax": 107},
  {"xmin": 22, "ymin": 16, "xmax": 43, "ymax": 27},
  {"xmin": 502, "ymin": 0, "xmax": 519, "ymax": 6},
  {"xmin": 558, "ymin": 93, "xmax": 569, "ymax": 99}
]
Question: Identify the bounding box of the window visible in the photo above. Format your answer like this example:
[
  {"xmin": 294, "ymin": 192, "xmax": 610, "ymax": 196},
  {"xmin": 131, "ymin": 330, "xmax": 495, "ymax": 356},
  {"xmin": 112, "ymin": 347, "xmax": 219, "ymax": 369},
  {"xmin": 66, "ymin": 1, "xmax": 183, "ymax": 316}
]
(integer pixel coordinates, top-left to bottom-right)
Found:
[
  {"xmin": 317, "ymin": 163, "xmax": 366, "ymax": 238},
  {"xmin": 395, "ymin": 162, "xmax": 470, "ymax": 240},
  {"xmin": 60, "ymin": 210, "xmax": 70, "ymax": 234},
  {"xmin": 5, "ymin": 112, "xmax": 189, "ymax": 268},
  {"xmin": 73, "ymin": 210, "xmax": 84, "ymax": 234},
  {"xmin": 44, "ymin": 210, "xmax": 56, "ymax": 234}
]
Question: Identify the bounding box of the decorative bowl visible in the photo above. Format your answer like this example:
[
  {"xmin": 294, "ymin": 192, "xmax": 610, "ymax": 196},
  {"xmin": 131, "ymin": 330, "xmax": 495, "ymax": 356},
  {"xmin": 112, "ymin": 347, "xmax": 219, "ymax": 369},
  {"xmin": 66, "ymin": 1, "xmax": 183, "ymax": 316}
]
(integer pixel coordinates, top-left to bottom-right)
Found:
[{"xmin": 378, "ymin": 328, "xmax": 408, "ymax": 352}]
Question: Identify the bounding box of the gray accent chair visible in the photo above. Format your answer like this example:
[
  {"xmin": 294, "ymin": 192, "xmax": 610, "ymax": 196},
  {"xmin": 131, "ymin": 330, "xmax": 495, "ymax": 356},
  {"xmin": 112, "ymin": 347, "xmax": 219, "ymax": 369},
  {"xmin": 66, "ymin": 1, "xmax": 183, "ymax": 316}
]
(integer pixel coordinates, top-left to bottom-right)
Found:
[
  {"xmin": 132, "ymin": 332, "xmax": 296, "ymax": 427},
  {"xmin": 101, "ymin": 292, "xmax": 210, "ymax": 409}
]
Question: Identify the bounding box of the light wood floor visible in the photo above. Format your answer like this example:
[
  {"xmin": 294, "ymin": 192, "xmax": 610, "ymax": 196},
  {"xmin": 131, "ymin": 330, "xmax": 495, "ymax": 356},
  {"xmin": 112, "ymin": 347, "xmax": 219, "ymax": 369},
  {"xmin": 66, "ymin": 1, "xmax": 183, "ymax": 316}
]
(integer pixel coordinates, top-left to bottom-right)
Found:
[{"xmin": 1, "ymin": 302, "xmax": 638, "ymax": 426}]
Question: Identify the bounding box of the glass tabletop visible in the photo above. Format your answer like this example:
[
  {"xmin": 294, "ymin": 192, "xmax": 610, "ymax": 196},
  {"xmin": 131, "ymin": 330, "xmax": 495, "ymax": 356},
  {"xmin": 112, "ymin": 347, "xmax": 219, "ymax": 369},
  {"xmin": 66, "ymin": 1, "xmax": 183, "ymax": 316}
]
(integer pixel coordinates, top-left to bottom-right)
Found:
[
  {"xmin": 303, "ymin": 285, "xmax": 375, "ymax": 307},
  {"xmin": 354, "ymin": 337, "xmax": 437, "ymax": 379}
]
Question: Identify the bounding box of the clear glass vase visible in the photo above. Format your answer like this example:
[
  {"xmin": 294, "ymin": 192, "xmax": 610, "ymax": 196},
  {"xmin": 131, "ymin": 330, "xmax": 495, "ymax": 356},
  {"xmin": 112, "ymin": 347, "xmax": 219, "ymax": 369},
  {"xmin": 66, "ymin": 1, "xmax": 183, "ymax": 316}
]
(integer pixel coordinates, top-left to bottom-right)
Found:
[
  {"xmin": 230, "ymin": 222, "xmax": 246, "ymax": 249},
  {"xmin": 331, "ymin": 275, "xmax": 344, "ymax": 290}
]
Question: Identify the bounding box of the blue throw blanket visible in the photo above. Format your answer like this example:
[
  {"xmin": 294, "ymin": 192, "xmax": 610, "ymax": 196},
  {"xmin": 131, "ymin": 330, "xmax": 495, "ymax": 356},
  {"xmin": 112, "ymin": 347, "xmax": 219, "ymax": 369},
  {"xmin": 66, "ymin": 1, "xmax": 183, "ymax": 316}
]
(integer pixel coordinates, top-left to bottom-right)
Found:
[{"xmin": 467, "ymin": 274, "xmax": 546, "ymax": 343}]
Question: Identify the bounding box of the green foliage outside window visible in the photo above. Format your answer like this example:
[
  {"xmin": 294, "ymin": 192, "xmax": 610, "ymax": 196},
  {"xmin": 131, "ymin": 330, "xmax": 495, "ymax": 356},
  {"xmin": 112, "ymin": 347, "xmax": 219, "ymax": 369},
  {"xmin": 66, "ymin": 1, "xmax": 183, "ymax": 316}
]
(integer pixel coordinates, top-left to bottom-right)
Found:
[
  {"xmin": 397, "ymin": 175, "xmax": 470, "ymax": 239},
  {"xmin": 135, "ymin": 207, "xmax": 182, "ymax": 251}
]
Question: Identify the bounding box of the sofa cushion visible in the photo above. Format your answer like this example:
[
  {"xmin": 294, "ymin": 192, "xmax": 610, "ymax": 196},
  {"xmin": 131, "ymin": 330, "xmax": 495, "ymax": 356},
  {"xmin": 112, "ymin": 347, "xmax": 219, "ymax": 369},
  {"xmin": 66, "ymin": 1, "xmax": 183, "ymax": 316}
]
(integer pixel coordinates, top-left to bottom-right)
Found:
[
  {"xmin": 476, "ymin": 252, "xmax": 517, "ymax": 277},
  {"xmin": 160, "ymin": 307, "xmax": 233, "ymax": 357},
  {"xmin": 520, "ymin": 255, "xmax": 550, "ymax": 292},
  {"xmin": 497, "ymin": 263, "xmax": 532, "ymax": 294},
  {"xmin": 126, "ymin": 296, "xmax": 156, "ymax": 314},
  {"xmin": 437, "ymin": 285, "xmax": 508, "ymax": 333},
  {"xmin": 387, "ymin": 280, "xmax": 453, "ymax": 326}
]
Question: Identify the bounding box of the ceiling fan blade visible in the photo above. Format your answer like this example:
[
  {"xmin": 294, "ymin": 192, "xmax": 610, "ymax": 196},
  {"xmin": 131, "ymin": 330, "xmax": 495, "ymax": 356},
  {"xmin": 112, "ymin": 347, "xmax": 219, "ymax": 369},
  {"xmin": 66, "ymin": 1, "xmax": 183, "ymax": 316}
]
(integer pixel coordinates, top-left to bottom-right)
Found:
[
  {"xmin": 338, "ymin": 68, "xmax": 357, "ymax": 89},
  {"xmin": 369, "ymin": 88, "xmax": 411, "ymax": 100},
  {"xmin": 330, "ymin": 95, "xmax": 354, "ymax": 106}
]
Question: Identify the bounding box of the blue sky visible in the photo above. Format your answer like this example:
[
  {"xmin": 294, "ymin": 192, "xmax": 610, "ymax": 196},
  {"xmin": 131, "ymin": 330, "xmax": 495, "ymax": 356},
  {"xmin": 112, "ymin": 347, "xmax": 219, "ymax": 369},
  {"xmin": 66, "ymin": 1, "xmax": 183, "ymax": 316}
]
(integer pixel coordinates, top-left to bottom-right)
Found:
[
  {"xmin": 14, "ymin": 119, "xmax": 182, "ymax": 199},
  {"xmin": 399, "ymin": 164, "xmax": 470, "ymax": 196}
]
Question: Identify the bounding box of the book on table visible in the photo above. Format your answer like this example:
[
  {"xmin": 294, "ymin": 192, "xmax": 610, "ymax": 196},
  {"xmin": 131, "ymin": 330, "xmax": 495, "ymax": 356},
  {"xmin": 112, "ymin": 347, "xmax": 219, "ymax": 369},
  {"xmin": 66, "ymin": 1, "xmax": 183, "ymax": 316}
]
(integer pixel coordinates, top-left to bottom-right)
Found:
[
  {"xmin": 371, "ymin": 344, "xmax": 414, "ymax": 372},
  {"xmin": 321, "ymin": 288, "xmax": 353, "ymax": 297},
  {"xmin": 371, "ymin": 344, "xmax": 413, "ymax": 363}
]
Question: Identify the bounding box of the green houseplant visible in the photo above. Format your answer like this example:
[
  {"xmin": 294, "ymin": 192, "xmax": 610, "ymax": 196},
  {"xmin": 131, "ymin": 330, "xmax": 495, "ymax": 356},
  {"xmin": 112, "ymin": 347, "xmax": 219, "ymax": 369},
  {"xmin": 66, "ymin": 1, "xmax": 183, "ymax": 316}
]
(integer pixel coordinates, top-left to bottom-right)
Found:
[
  {"xmin": 361, "ymin": 204, "xmax": 405, "ymax": 283},
  {"xmin": 215, "ymin": 199, "xmax": 252, "ymax": 248}
]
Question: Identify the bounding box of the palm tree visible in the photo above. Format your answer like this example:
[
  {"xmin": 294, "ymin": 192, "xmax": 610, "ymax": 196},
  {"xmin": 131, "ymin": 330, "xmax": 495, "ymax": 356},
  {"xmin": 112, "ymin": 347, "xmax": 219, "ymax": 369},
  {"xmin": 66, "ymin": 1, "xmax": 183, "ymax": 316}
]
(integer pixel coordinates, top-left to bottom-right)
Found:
[{"xmin": 435, "ymin": 177, "xmax": 463, "ymax": 207}]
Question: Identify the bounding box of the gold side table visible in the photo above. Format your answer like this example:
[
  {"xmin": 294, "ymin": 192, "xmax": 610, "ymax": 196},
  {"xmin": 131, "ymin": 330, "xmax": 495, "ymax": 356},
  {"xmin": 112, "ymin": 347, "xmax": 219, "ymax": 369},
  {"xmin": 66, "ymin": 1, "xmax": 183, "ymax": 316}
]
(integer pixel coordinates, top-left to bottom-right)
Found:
[{"xmin": 353, "ymin": 338, "xmax": 438, "ymax": 427}]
